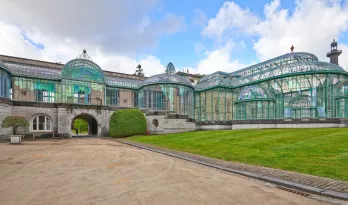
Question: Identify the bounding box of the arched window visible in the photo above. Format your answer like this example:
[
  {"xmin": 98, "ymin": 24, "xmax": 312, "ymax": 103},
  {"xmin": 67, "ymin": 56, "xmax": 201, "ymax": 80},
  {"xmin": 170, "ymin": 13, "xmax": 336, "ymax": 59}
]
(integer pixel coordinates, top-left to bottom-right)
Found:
[{"xmin": 32, "ymin": 115, "xmax": 52, "ymax": 131}]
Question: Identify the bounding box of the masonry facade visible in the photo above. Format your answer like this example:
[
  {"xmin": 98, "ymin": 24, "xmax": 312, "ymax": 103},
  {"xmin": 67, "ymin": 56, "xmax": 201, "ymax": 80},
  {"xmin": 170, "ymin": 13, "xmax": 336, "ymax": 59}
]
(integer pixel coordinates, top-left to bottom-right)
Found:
[{"xmin": 0, "ymin": 41, "xmax": 347, "ymax": 137}]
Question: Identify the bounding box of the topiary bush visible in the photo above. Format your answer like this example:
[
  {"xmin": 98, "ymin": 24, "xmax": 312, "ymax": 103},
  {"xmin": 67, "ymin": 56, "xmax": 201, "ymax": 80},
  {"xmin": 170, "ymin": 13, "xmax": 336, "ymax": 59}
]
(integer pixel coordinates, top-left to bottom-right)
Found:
[
  {"xmin": 109, "ymin": 108, "xmax": 146, "ymax": 138},
  {"xmin": 1, "ymin": 116, "xmax": 29, "ymax": 135}
]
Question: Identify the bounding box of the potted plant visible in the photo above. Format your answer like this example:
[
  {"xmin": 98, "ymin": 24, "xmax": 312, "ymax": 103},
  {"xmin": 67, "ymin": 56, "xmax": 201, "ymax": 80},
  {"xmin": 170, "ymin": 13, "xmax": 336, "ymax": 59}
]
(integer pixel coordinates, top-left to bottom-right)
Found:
[{"xmin": 1, "ymin": 116, "xmax": 29, "ymax": 144}]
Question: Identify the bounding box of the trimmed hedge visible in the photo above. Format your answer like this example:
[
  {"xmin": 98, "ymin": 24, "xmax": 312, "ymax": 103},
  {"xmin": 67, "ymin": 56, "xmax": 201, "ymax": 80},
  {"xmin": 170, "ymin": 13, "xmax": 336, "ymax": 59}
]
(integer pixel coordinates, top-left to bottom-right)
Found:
[
  {"xmin": 1, "ymin": 116, "xmax": 29, "ymax": 135},
  {"xmin": 109, "ymin": 108, "xmax": 146, "ymax": 138}
]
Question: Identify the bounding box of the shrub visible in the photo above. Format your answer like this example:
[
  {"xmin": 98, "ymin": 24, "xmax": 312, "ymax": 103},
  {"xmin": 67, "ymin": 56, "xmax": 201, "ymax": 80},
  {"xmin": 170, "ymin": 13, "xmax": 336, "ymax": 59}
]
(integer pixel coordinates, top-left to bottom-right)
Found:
[
  {"xmin": 1, "ymin": 116, "xmax": 29, "ymax": 135},
  {"xmin": 73, "ymin": 119, "xmax": 88, "ymax": 132},
  {"xmin": 109, "ymin": 108, "xmax": 146, "ymax": 138}
]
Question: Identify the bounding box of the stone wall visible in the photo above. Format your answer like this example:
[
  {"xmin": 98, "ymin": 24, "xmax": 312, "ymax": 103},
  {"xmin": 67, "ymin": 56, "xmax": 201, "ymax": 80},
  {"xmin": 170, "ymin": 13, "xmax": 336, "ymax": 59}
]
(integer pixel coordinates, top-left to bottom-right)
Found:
[
  {"xmin": 197, "ymin": 124, "xmax": 232, "ymax": 130},
  {"xmin": 0, "ymin": 101, "xmax": 116, "ymax": 138},
  {"xmin": 13, "ymin": 106, "xmax": 58, "ymax": 135},
  {"xmin": 146, "ymin": 113, "xmax": 196, "ymax": 134},
  {"xmin": 0, "ymin": 100, "xmax": 13, "ymax": 139}
]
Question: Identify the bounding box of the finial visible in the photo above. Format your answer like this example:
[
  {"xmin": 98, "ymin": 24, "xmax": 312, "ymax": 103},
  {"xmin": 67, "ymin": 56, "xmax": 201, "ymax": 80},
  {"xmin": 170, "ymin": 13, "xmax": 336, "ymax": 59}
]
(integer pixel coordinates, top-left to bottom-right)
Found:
[
  {"xmin": 290, "ymin": 45, "xmax": 294, "ymax": 53},
  {"xmin": 78, "ymin": 49, "xmax": 92, "ymax": 60}
]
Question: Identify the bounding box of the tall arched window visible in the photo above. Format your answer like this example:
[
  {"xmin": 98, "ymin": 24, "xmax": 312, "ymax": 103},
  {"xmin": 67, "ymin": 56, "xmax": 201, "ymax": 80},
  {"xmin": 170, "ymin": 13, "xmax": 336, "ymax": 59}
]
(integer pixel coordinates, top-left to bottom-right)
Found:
[{"xmin": 32, "ymin": 115, "xmax": 52, "ymax": 131}]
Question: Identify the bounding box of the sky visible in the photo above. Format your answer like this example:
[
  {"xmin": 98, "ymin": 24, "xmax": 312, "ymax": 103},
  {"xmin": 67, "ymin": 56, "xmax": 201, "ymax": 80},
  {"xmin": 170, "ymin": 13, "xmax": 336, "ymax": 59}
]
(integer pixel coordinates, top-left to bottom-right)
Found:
[{"xmin": 0, "ymin": 0, "xmax": 348, "ymax": 76}]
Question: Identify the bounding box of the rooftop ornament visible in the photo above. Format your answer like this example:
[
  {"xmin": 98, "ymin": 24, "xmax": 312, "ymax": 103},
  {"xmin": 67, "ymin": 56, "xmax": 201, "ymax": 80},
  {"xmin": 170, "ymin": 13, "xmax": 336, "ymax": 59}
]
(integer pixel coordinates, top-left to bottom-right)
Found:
[
  {"xmin": 290, "ymin": 45, "xmax": 295, "ymax": 53},
  {"xmin": 78, "ymin": 49, "xmax": 92, "ymax": 61},
  {"xmin": 165, "ymin": 62, "xmax": 176, "ymax": 74}
]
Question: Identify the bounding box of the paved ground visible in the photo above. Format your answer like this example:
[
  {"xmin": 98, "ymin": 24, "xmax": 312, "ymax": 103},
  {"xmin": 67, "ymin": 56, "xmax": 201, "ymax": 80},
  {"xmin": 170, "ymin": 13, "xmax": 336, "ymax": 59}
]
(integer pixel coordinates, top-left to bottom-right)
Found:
[{"xmin": 0, "ymin": 138, "xmax": 338, "ymax": 205}]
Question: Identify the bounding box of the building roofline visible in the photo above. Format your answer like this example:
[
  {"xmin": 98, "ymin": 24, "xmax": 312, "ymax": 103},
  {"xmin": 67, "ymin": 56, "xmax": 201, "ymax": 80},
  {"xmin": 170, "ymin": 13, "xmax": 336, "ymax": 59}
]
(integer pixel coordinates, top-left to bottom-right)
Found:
[
  {"xmin": 0, "ymin": 54, "xmax": 147, "ymax": 80},
  {"xmin": 176, "ymin": 71, "xmax": 204, "ymax": 78}
]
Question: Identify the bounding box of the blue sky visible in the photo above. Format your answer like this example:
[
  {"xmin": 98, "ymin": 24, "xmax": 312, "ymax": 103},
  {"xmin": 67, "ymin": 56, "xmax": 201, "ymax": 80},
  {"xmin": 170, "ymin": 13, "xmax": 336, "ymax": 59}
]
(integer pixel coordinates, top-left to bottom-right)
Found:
[
  {"xmin": 0, "ymin": 0, "xmax": 347, "ymax": 75},
  {"xmin": 142, "ymin": 0, "xmax": 348, "ymax": 72}
]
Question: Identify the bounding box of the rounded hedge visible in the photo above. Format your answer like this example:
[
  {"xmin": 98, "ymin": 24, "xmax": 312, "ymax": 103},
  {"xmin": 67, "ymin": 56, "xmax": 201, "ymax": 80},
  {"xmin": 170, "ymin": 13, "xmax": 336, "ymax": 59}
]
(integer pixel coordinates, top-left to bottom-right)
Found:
[{"xmin": 109, "ymin": 108, "xmax": 146, "ymax": 138}]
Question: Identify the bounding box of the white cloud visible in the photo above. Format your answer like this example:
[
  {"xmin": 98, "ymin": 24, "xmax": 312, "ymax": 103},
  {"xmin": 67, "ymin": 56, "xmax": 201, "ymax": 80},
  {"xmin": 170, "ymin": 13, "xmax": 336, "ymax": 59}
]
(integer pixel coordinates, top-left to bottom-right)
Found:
[
  {"xmin": 94, "ymin": 53, "xmax": 165, "ymax": 76},
  {"xmin": 185, "ymin": 40, "xmax": 247, "ymax": 75},
  {"xmin": 0, "ymin": 21, "xmax": 166, "ymax": 76},
  {"xmin": 0, "ymin": 0, "xmax": 186, "ymax": 54},
  {"xmin": 0, "ymin": 0, "xmax": 183, "ymax": 76},
  {"xmin": 202, "ymin": 1, "xmax": 258, "ymax": 37},
  {"xmin": 202, "ymin": 0, "xmax": 348, "ymax": 70},
  {"xmin": 254, "ymin": 0, "xmax": 348, "ymax": 69}
]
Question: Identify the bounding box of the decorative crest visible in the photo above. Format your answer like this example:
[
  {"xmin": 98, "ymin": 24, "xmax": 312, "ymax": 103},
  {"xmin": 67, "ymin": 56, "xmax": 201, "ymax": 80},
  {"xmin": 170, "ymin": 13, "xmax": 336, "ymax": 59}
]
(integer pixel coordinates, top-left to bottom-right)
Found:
[
  {"xmin": 78, "ymin": 49, "xmax": 92, "ymax": 60},
  {"xmin": 165, "ymin": 62, "xmax": 176, "ymax": 74},
  {"xmin": 290, "ymin": 45, "xmax": 294, "ymax": 53}
]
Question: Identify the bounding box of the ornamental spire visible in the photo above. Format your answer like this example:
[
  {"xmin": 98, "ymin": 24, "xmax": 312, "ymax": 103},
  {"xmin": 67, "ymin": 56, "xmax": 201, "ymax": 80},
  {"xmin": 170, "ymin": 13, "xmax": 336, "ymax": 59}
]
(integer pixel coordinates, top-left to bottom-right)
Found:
[
  {"xmin": 78, "ymin": 49, "xmax": 92, "ymax": 60},
  {"xmin": 290, "ymin": 45, "xmax": 294, "ymax": 53},
  {"xmin": 165, "ymin": 62, "xmax": 176, "ymax": 74}
]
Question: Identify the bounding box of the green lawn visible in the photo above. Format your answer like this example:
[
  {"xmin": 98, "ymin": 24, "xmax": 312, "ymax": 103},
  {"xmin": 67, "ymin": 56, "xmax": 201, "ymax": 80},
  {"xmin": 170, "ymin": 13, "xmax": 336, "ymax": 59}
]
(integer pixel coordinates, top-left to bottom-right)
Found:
[{"xmin": 128, "ymin": 128, "xmax": 348, "ymax": 181}]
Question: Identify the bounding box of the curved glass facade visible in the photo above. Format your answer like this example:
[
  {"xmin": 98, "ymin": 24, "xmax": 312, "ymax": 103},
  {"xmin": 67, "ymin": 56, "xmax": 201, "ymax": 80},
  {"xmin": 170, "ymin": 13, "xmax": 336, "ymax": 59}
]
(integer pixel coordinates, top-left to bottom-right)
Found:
[
  {"xmin": 194, "ymin": 53, "xmax": 348, "ymax": 122},
  {"xmin": 62, "ymin": 58, "xmax": 105, "ymax": 83},
  {"xmin": 0, "ymin": 67, "xmax": 12, "ymax": 99},
  {"xmin": 138, "ymin": 83, "xmax": 194, "ymax": 117},
  {"xmin": 234, "ymin": 86, "xmax": 276, "ymax": 120},
  {"xmin": 1, "ymin": 51, "xmax": 348, "ymax": 121}
]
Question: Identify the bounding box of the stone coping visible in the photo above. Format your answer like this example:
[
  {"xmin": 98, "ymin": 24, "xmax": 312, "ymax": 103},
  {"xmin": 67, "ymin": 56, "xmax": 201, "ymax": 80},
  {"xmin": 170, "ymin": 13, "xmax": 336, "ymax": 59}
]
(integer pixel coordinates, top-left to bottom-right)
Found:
[{"xmin": 109, "ymin": 138, "xmax": 348, "ymax": 201}]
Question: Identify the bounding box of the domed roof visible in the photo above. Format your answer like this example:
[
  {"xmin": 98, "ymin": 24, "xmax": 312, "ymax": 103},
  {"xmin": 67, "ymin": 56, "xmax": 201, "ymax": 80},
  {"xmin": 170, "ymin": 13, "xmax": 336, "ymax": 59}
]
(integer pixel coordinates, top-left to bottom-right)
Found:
[
  {"xmin": 140, "ymin": 62, "xmax": 193, "ymax": 88},
  {"xmin": 237, "ymin": 85, "xmax": 274, "ymax": 101},
  {"xmin": 61, "ymin": 50, "xmax": 105, "ymax": 83},
  {"xmin": 140, "ymin": 73, "xmax": 193, "ymax": 88}
]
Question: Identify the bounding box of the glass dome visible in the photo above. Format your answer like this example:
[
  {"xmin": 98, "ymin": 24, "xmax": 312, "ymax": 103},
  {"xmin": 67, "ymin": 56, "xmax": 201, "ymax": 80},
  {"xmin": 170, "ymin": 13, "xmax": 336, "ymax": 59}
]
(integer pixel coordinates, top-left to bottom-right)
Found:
[
  {"xmin": 140, "ymin": 73, "xmax": 193, "ymax": 88},
  {"xmin": 61, "ymin": 50, "xmax": 105, "ymax": 84},
  {"xmin": 138, "ymin": 64, "xmax": 194, "ymax": 117},
  {"xmin": 237, "ymin": 85, "xmax": 274, "ymax": 101}
]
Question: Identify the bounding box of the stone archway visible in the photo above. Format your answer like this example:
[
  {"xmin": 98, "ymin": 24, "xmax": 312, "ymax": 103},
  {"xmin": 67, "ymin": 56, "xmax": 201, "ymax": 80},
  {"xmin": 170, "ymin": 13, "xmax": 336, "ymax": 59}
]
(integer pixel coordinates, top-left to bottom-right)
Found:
[{"xmin": 71, "ymin": 113, "xmax": 99, "ymax": 136}]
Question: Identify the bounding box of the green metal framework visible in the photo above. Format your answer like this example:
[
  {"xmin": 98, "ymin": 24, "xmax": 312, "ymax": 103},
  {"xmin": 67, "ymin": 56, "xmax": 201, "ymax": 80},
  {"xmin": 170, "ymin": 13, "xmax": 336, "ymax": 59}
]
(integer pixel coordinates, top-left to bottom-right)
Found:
[
  {"xmin": 138, "ymin": 63, "xmax": 194, "ymax": 117},
  {"xmin": 0, "ymin": 60, "xmax": 12, "ymax": 99},
  {"xmin": 2, "ymin": 51, "xmax": 348, "ymax": 121},
  {"xmin": 61, "ymin": 59, "xmax": 106, "ymax": 84},
  {"xmin": 194, "ymin": 52, "xmax": 348, "ymax": 122}
]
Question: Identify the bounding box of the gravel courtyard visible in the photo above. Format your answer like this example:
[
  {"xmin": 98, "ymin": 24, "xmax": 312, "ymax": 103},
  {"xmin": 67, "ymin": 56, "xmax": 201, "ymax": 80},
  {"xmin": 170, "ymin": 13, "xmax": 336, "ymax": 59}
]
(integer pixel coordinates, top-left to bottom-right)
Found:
[{"xmin": 0, "ymin": 138, "xmax": 334, "ymax": 205}]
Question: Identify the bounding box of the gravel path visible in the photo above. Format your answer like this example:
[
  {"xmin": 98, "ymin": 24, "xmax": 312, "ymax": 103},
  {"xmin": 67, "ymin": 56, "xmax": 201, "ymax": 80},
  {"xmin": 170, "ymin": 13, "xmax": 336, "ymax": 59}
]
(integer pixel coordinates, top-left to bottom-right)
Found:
[{"xmin": 0, "ymin": 138, "xmax": 338, "ymax": 205}]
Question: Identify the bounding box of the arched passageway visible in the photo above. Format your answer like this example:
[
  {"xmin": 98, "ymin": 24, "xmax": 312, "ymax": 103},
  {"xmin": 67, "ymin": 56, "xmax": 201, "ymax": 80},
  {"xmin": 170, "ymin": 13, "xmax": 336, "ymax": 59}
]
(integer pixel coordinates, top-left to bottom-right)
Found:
[{"xmin": 71, "ymin": 114, "xmax": 98, "ymax": 136}]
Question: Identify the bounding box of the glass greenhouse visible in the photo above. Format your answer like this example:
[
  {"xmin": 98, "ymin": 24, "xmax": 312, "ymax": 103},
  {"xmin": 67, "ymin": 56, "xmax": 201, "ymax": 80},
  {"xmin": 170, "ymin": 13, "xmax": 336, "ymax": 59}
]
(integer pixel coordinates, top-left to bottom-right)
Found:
[{"xmin": 0, "ymin": 51, "xmax": 347, "ymax": 123}]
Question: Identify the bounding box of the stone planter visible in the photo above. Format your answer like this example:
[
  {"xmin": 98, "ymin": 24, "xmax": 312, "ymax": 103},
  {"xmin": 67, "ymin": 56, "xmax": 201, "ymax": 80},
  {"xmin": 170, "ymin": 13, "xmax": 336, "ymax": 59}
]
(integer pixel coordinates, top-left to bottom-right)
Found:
[{"xmin": 10, "ymin": 135, "xmax": 22, "ymax": 144}]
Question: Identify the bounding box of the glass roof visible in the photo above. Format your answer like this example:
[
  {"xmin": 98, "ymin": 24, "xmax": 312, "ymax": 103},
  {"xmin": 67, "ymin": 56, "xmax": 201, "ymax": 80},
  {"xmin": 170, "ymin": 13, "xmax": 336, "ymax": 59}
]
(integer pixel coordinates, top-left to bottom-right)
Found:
[
  {"xmin": 0, "ymin": 60, "xmax": 12, "ymax": 74},
  {"xmin": 195, "ymin": 52, "xmax": 346, "ymax": 91},
  {"xmin": 106, "ymin": 76, "xmax": 142, "ymax": 89},
  {"xmin": 199, "ymin": 71, "xmax": 230, "ymax": 83},
  {"xmin": 230, "ymin": 52, "xmax": 318, "ymax": 77},
  {"xmin": 5, "ymin": 62, "xmax": 60, "ymax": 80},
  {"xmin": 230, "ymin": 61, "xmax": 345, "ymax": 87},
  {"xmin": 140, "ymin": 73, "xmax": 193, "ymax": 88},
  {"xmin": 237, "ymin": 85, "xmax": 274, "ymax": 101},
  {"xmin": 61, "ymin": 58, "xmax": 105, "ymax": 83}
]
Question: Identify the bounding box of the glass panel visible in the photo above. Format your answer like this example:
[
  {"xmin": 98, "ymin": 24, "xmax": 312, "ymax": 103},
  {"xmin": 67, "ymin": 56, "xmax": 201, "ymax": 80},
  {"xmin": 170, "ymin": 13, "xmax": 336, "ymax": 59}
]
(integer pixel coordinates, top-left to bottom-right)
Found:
[
  {"xmin": 39, "ymin": 116, "xmax": 45, "ymax": 130},
  {"xmin": 46, "ymin": 117, "xmax": 51, "ymax": 130},
  {"xmin": 33, "ymin": 117, "xmax": 37, "ymax": 130}
]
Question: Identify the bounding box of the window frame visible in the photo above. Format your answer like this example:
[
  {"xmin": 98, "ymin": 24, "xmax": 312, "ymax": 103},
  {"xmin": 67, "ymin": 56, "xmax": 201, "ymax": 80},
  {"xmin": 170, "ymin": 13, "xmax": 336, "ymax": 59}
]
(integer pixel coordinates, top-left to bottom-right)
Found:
[{"xmin": 31, "ymin": 115, "xmax": 52, "ymax": 132}]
